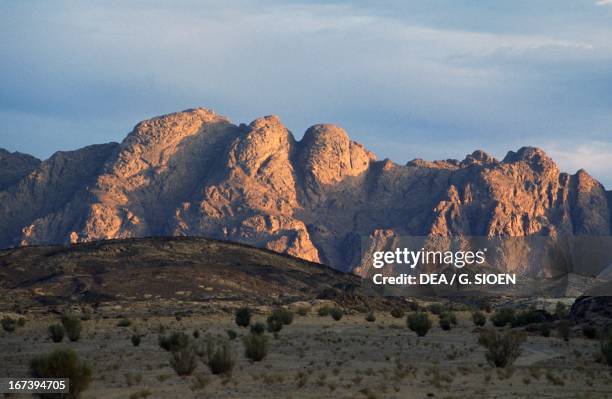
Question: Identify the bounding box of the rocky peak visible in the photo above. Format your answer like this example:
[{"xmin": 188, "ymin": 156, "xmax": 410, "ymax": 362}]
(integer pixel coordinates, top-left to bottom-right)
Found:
[
  {"xmin": 300, "ymin": 124, "xmax": 375, "ymax": 186},
  {"xmin": 461, "ymin": 150, "xmax": 498, "ymax": 167},
  {"xmin": 0, "ymin": 148, "xmax": 40, "ymax": 190}
]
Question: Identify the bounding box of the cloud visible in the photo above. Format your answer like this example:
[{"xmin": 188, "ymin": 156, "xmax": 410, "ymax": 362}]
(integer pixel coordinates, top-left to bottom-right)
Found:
[
  {"xmin": 596, "ymin": 0, "xmax": 612, "ymax": 6},
  {"xmin": 541, "ymin": 141, "xmax": 612, "ymax": 188}
]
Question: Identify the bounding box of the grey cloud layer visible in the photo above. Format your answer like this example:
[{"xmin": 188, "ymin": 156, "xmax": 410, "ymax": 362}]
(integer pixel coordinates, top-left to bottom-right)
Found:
[{"xmin": 1, "ymin": 0, "xmax": 611, "ymax": 186}]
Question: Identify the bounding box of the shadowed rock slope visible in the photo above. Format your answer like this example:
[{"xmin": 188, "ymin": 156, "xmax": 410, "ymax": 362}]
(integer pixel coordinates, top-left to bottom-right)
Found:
[
  {"xmin": 0, "ymin": 237, "xmax": 364, "ymax": 307},
  {"xmin": 1, "ymin": 108, "xmax": 610, "ymax": 272}
]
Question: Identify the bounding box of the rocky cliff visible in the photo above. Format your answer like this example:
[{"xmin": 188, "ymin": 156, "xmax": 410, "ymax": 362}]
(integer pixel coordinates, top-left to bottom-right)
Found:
[{"xmin": 1, "ymin": 108, "xmax": 610, "ymax": 272}]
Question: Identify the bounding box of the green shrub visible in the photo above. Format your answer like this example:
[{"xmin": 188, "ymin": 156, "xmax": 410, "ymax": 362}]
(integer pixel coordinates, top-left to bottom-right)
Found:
[
  {"xmin": 582, "ymin": 325, "xmax": 598, "ymax": 339},
  {"xmin": 428, "ymin": 303, "xmax": 444, "ymax": 315},
  {"xmin": 227, "ymin": 329, "xmax": 238, "ymax": 340},
  {"xmin": 329, "ymin": 308, "xmax": 343, "ymax": 321},
  {"xmin": 491, "ymin": 308, "xmax": 515, "ymax": 328},
  {"xmin": 2, "ymin": 317, "xmax": 17, "ymax": 332},
  {"xmin": 511, "ymin": 309, "xmax": 546, "ymax": 327},
  {"xmin": 390, "ymin": 308, "xmax": 405, "ymax": 318},
  {"xmin": 117, "ymin": 318, "xmax": 131, "ymax": 328},
  {"xmin": 555, "ymin": 302, "xmax": 569, "ymax": 318},
  {"xmin": 235, "ymin": 307, "xmax": 252, "ymax": 328},
  {"xmin": 478, "ymin": 328, "xmax": 525, "ymax": 368},
  {"xmin": 318, "ymin": 306, "xmax": 332, "ymax": 317},
  {"xmin": 170, "ymin": 345, "xmax": 198, "ymax": 376},
  {"xmin": 539, "ymin": 323, "xmax": 551, "ymax": 337},
  {"xmin": 601, "ymin": 334, "xmax": 612, "ymax": 366},
  {"xmin": 408, "ymin": 301, "xmax": 419, "ymax": 312},
  {"xmin": 266, "ymin": 316, "xmax": 283, "ymax": 333},
  {"xmin": 407, "ymin": 312, "xmax": 432, "ymax": 337},
  {"xmin": 271, "ymin": 308, "xmax": 293, "ymax": 325},
  {"xmin": 61, "ymin": 314, "xmax": 82, "ymax": 342},
  {"xmin": 365, "ymin": 312, "xmax": 376, "ymax": 322},
  {"xmin": 472, "ymin": 311, "xmax": 486, "ymax": 327},
  {"xmin": 250, "ymin": 322, "xmax": 266, "ymax": 335},
  {"xmin": 557, "ymin": 320, "xmax": 571, "ymax": 342},
  {"xmin": 131, "ymin": 334, "xmax": 142, "ymax": 347},
  {"xmin": 205, "ymin": 338, "xmax": 235, "ymax": 375},
  {"xmin": 439, "ymin": 317, "xmax": 452, "ymax": 331},
  {"xmin": 17, "ymin": 317, "xmax": 26, "ymax": 327},
  {"xmin": 295, "ymin": 307, "xmax": 309, "ymax": 316},
  {"xmin": 30, "ymin": 348, "xmax": 92, "ymax": 398},
  {"xmin": 159, "ymin": 332, "xmax": 190, "ymax": 352},
  {"xmin": 243, "ymin": 333, "xmax": 269, "ymax": 362},
  {"xmin": 48, "ymin": 324, "xmax": 65, "ymax": 343}
]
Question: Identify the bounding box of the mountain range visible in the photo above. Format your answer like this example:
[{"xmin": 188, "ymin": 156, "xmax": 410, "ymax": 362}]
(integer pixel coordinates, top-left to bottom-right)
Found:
[{"xmin": 1, "ymin": 108, "xmax": 610, "ymax": 273}]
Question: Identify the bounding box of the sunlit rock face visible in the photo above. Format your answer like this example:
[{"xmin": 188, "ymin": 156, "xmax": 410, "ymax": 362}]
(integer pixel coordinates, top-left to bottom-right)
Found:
[{"xmin": 1, "ymin": 108, "xmax": 610, "ymax": 272}]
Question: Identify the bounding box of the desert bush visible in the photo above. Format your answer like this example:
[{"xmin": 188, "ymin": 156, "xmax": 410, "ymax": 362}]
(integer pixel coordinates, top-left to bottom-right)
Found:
[
  {"xmin": 478, "ymin": 328, "xmax": 525, "ymax": 368},
  {"xmin": 61, "ymin": 314, "xmax": 82, "ymax": 342},
  {"xmin": 271, "ymin": 308, "xmax": 294, "ymax": 325},
  {"xmin": 329, "ymin": 308, "xmax": 343, "ymax": 321},
  {"xmin": 472, "ymin": 311, "xmax": 487, "ymax": 327},
  {"xmin": 365, "ymin": 312, "xmax": 376, "ymax": 322},
  {"xmin": 318, "ymin": 306, "xmax": 332, "ymax": 317},
  {"xmin": 243, "ymin": 333, "xmax": 269, "ymax": 362},
  {"xmin": 227, "ymin": 329, "xmax": 237, "ymax": 340},
  {"xmin": 390, "ymin": 308, "xmax": 405, "ymax": 318},
  {"xmin": 439, "ymin": 317, "xmax": 452, "ymax": 331},
  {"xmin": 170, "ymin": 345, "xmax": 198, "ymax": 376},
  {"xmin": 17, "ymin": 317, "xmax": 26, "ymax": 327},
  {"xmin": 582, "ymin": 325, "xmax": 598, "ymax": 339},
  {"xmin": 2, "ymin": 317, "xmax": 17, "ymax": 332},
  {"xmin": 511, "ymin": 309, "xmax": 546, "ymax": 327},
  {"xmin": 407, "ymin": 312, "xmax": 432, "ymax": 337},
  {"xmin": 30, "ymin": 348, "xmax": 92, "ymax": 398},
  {"xmin": 441, "ymin": 312, "xmax": 457, "ymax": 325},
  {"xmin": 555, "ymin": 302, "xmax": 569, "ymax": 318},
  {"xmin": 159, "ymin": 332, "xmax": 190, "ymax": 352},
  {"xmin": 408, "ymin": 301, "xmax": 419, "ymax": 312},
  {"xmin": 491, "ymin": 308, "xmax": 515, "ymax": 328},
  {"xmin": 266, "ymin": 316, "xmax": 283, "ymax": 333},
  {"xmin": 205, "ymin": 338, "xmax": 235, "ymax": 375},
  {"xmin": 250, "ymin": 322, "xmax": 266, "ymax": 335},
  {"xmin": 295, "ymin": 307, "xmax": 309, "ymax": 316},
  {"xmin": 193, "ymin": 330, "xmax": 200, "ymax": 339},
  {"xmin": 131, "ymin": 334, "xmax": 142, "ymax": 347},
  {"xmin": 48, "ymin": 324, "xmax": 65, "ymax": 343},
  {"xmin": 428, "ymin": 303, "xmax": 444, "ymax": 315},
  {"xmin": 557, "ymin": 320, "xmax": 571, "ymax": 342},
  {"xmin": 235, "ymin": 307, "xmax": 252, "ymax": 328},
  {"xmin": 601, "ymin": 334, "xmax": 612, "ymax": 366},
  {"xmin": 117, "ymin": 318, "xmax": 131, "ymax": 328},
  {"xmin": 539, "ymin": 323, "xmax": 551, "ymax": 337}
]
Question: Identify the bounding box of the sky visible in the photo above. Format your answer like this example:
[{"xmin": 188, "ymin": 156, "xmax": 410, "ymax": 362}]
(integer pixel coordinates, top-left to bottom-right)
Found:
[{"xmin": 1, "ymin": 1, "xmax": 612, "ymax": 187}]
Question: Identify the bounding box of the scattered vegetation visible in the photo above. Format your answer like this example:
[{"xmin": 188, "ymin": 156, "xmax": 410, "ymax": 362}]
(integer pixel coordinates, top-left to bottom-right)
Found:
[
  {"xmin": 491, "ymin": 308, "xmax": 515, "ymax": 328},
  {"xmin": 61, "ymin": 314, "xmax": 82, "ymax": 342},
  {"xmin": 235, "ymin": 307, "xmax": 252, "ymax": 328},
  {"xmin": 266, "ymin": 315, "xmax": 283, "ymax": 334},
  {"xmin": 478, "ymin": 328, "xmax": 525, "ymax": 368},
  {"xmin": 30, "ymin": 348, "xmax": 92, "ymax": 398},
  {"xmin": 250, "ymin": 322, "xmax": 266, "ymax": 335},
  {"xmin": 159, "ymin": 332, "xmax": 190, "ymax": 352},
  {"xmin": 557, "ymin": 320, "xmax": 571, "ymax": 342},
  {"xmin": 329, "ymin": 307, "xmax": 343, "ymax": 321},
  {"xmin": 1, "ymin": 316, "xmax": 17, "ymax": 332},
  {"xmin": 48, "ymin": 324, "xmax": 65, "ymax": 343},
  {"xmin": 131, "ymin": 334, "xmax": 142, "ymax": 347},
  {"xmin": 243, "ymin": 333, "xmax": 269, "ymax": 362},
  {"xmin": 472, "ymin": 311, "xmax": 487, "ymax": 327},
  {"xmin": 170, "ymin": 345, "xmax": 198, "ymax": 376},
  {"xmin": 117, "ymin": 318, "xmax": 131, "ymax": 327},
  {"xmin": 226, "ymin": 329, "xmax": 238, "ymax": 340},
  {"xmin": 204, "ymin": 338, "xmax": 235, "ymax": 375},
  {"xmin": 439, "ymin": 312, "xmax": 456, "ymax": 331},
  {"xmin": 428, "ymin": 303, "xmax": 444, "ymax": 315},
  {"xmin": 511, "ymin": 309, "xmax": 547, "ymax": 328},
  {"xmin": 318, "ymin": 306, "xmax": 332, "ymax": 317},
  {"xmin": 407, "ymin": 312, "xmax": 432, "ymax": 337},
  {"xmin": 390, "ymin": 307, "xmax": 405, "ymax": 318},
  {"xmin": 365, "ymin": 312, "xmax": 376, "ymax": 322},
  {"xmin": 270, "ymin": 308, "xmax": 293, "ymax": 325}
]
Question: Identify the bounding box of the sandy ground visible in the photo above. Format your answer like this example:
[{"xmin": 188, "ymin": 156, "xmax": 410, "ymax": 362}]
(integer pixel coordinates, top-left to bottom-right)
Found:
[{"xmin": 1, "ymin": 311, "xmax": 611, "ymax": 398}]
